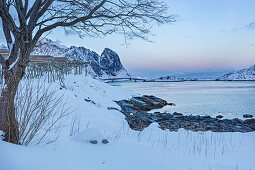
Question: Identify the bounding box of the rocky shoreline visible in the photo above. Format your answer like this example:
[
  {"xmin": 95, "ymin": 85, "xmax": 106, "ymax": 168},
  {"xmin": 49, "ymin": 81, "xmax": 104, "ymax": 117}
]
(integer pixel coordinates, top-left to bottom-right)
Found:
[{"xmin": 116, "ymin": 95, "xmax": 255, "ymax": 133}]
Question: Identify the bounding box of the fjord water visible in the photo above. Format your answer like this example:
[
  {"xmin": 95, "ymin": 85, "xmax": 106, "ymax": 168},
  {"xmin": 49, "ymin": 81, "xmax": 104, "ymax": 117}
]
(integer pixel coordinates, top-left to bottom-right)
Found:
[{"xmin": 110, "ymin": 81, "xmax": 255, "ymax": 119}]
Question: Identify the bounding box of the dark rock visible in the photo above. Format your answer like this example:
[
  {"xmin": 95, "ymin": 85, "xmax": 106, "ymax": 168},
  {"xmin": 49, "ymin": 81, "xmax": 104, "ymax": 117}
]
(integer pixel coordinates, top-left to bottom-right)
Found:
[
  {"xmin": 116, "ymin": 95, "xmax": 169, "ymax": 114},
  {"xmin": 196, "ymin": 127, "xmax": 205, "ymax": 131},
  {"xmin": 168, "ymin": 118, "xmax": 178, "ymax": 122},
  {"xmin": 243, "ymin": 114, "xmax": 253, "ymax": 118},
  {"xmin": 102, "ymin": 139, "xmax": 109, "ymax": 144},
  {"xmin": 116, "ymin": 96, "xmax": 255, "ymax": 133},
  {"xmin": 248, "ymin": 123, "xmax": 255, "ymax": 130},
  {"xmin": 173, "ymin": 112, "xmax": 183, "ymax": 116},
  {"xmin": 135, "ymin": 111, "xmax": 149, "ymax": 117},
  {"xmin": 149, "ymin": 114, "xmax": 163, "ymax": 121},
  {"xmin": 190, "ymin": 115, "xmax": 202, "ymax": 120},
  {"xmin": 244, "ymin": 119, "xmax": 255, "ymax": 124},
  {"xmin": 204, "ymin": 118, "xmax": 214, "ymax": 123},
  {"xmin": 161, "ymin": 113, "xmax": 174, "ymax": 119},
  {"xmin": 216, "ymin": 115, "xmax": 223, "ymax": 119},
  {"xmin": 174, "ymin": 115, "xmax": 185, "ymax": 119},
  {"xmin": 222, "ymin": 119, "xmax": 232, "ymax": 124},
  {"xmin": 233, "ymin": 118, "xmax": 243, "ymax": 124},
  {"xmin": 90, "ymin": 140, "xmax": 98, "ymax": 144}
]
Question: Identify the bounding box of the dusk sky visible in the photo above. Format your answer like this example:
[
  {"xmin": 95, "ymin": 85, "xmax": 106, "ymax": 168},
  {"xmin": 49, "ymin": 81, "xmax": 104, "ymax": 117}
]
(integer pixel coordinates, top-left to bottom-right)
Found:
[{"xmin": 1, "ymin": 0, "xmax": 255, "ymax": 77}]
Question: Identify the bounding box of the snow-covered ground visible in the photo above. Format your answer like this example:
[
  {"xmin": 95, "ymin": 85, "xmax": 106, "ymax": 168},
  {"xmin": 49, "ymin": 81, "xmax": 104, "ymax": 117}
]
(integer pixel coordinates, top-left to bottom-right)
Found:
[{"xmin": 0, "ymin": 75, "xmax": 255, "ymax": 170}]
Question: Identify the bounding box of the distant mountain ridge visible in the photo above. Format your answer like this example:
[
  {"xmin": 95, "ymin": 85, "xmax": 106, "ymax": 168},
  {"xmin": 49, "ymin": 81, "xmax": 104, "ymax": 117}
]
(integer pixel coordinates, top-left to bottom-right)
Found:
[
  {"xmin": 220, "ymin": 64, "xmax": 255, "ymax": 80},
  {"xmin": 31, "ymin": 39, "xmax": 130, "ymax": 78}
]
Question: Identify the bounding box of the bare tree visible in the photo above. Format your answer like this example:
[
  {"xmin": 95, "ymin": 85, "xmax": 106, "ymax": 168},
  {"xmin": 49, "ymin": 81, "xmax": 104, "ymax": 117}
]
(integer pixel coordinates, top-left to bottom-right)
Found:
[{"xmin": 0, "ymin": 0, "xmax": 174, "ymax": 144}]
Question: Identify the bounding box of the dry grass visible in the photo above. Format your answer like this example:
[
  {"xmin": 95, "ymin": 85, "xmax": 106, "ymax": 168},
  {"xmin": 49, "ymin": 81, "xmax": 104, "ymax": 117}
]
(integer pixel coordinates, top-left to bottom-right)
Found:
[{"xmin": 15, "ymin": 78, "xmax": 70, "ymax": 146}]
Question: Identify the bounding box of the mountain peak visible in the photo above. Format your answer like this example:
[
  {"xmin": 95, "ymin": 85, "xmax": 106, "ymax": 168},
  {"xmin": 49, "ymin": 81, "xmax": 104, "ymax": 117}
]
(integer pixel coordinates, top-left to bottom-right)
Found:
[
  {"xmin": 101, "ymin": 47, "xmax": 128, "ymax": 77},
  {"xmin": 37, "ymin": 38, "xmax": 68, "ymax": 49},
  {"xmin": 38, "ymin": 38, "xmax": 54, "ymax": 44}
]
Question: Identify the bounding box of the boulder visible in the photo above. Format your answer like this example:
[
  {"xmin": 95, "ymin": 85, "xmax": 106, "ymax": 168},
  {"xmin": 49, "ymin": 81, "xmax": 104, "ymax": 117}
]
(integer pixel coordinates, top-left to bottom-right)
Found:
[
  {"xmin": 90, "ymin": 140, "xmax": 98, "ymax": 144},
  {"xmin": 243, "ymin": 114, "xmax": 253, "ymax": 118},
  {"xmin": 102, "ymin": 139, "xmax": 109, "ymax": 144}
]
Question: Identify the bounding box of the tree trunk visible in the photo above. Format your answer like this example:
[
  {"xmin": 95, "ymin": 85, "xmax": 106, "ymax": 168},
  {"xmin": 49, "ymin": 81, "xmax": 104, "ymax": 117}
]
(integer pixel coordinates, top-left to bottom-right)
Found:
[
  {"xmin": 0, "ymin": 47, "xmax": 29, "ymax": 144},
  {"xmin": 0, "ymin": 79, "xmax": 20, "ymax": 144}
]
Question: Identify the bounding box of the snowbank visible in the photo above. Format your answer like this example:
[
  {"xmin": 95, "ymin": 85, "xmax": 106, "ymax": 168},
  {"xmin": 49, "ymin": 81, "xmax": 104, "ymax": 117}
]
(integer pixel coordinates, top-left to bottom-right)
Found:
[{"xmin": 0, "ymin": 75, "xmax": 255, "ymax": 170}]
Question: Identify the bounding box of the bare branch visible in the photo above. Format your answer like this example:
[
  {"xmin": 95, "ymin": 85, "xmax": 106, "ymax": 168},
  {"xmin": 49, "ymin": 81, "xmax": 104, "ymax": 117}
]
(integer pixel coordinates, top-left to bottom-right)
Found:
[
  {"xmin": 0, "ymin": 0, "xmax": 19, "ymax": 36},
  {"xmin": 32, "ymin": 0, "xmax": 107, "ymax": 44},
  {"xmin": 0, "ymin": 54, "xmax": 6, "ymax": 66}
]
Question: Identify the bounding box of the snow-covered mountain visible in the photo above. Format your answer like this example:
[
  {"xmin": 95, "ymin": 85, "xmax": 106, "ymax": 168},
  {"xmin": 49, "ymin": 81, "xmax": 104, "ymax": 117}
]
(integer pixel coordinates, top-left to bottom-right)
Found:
[
  {"xmin": 31, "ymin": 39, "xmax": 130, "ymax": 78},
  {"xmin": 220, "ymin": 64, "xmax": 255, "ymax": 80},
  {"xmin": 32, "ymin": 38, "xmax": 68, "ymax": 56}
]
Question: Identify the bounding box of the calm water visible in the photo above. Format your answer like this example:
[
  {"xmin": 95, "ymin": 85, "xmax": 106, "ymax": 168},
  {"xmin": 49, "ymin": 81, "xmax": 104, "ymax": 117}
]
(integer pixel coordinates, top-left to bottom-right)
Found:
[{"xmin": 110, "ymin": 81, "xmax": 255, "ymax": 119}]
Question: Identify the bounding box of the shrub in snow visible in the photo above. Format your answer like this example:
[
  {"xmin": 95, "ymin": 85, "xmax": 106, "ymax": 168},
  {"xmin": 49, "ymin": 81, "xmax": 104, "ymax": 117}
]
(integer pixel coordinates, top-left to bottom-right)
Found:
[{"xmin": 15, "ymin": 79, "xmax": 70, "ymax": 146}]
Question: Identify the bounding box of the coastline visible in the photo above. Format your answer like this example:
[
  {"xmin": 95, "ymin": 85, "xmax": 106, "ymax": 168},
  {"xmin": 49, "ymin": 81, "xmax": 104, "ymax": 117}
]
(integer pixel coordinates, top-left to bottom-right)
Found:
[
  {"xmin": 116, "ymin": 95, "xmax": 255, "ymax": 133},
  {"xmin": 103, "ymin": 79, "xmax": 255, "ymax": 83}
]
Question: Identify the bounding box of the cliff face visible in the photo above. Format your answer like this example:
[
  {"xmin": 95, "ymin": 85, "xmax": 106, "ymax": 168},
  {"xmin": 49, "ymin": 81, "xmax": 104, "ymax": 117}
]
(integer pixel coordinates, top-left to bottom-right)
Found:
[{"xmin": 100, "ymin": 48, "xmax": 129, "ymax": 77}]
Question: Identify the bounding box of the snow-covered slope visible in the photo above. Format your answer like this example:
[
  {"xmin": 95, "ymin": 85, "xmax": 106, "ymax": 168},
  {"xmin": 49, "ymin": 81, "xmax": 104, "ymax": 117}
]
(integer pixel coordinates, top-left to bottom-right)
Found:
[
  {"xmin": 31, "ymin": 39, "xmax": 130, "ymax": 78},
  {"xmin": 1, "ymin": 75, "xmax": 255, "ymax": 170},
  {"xmin": 149, "ymin": 76, "xmax": 181, "ymax": 82},
  {"xmin": 220, "ymin": 64, "xmax": 255, "ymax": 80}
]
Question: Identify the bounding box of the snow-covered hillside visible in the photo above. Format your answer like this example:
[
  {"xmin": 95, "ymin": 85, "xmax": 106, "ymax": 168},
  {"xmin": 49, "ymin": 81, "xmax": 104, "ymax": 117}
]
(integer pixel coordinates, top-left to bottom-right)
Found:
[
  {"xmin": 0, "ymin": 39, "xmax": 130, "ymax": 78},
  {"xmin": 221, "ymin": 64, "xmax": 255, "ymax": 80},
  {"xmin": 0, "ymin": 75, "xmax": 255, "ymax": 170},
  {"xmin": 149, "ymin": 76, "xmax": 181, "ymax": 82}
]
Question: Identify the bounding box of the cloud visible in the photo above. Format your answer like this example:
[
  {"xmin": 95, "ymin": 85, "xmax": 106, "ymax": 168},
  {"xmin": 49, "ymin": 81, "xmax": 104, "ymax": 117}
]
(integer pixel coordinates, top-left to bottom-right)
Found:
[
  {"xmin": 246, "ymin": 21, "xmax": 255, "ymax": 30},
  {"xmin": 230, "ymin": 21, "xmax": 255, "ymax": 32}
]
